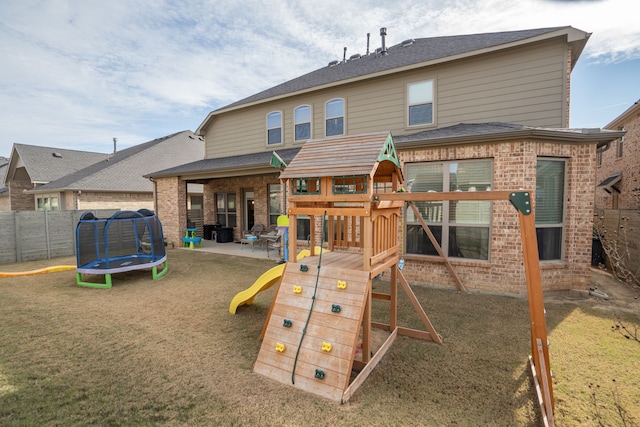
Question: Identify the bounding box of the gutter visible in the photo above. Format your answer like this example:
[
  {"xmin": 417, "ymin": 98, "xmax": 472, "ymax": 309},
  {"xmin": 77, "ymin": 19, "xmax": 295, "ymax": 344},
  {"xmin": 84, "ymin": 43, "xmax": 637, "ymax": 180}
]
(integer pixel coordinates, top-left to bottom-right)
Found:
[{"xmin": 395, "ymin": 128, "xmax": 626, "ymax": 150}]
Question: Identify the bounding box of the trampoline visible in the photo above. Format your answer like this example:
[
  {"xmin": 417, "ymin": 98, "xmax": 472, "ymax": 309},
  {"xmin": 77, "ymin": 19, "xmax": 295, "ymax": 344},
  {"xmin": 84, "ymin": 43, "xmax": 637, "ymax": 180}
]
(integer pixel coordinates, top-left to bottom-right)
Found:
[{"xmin": 75, "ymin": 209, "xmax": 168, "ymax": 288}]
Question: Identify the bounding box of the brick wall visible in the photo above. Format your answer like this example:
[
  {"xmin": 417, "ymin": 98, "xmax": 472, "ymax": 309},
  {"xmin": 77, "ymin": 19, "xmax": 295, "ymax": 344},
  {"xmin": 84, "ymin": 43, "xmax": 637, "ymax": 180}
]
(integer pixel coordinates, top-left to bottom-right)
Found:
[
  {"xmin": 398, "ymin": 139, "xmax": 595, "ymax": 294},
  {"xmin": 202, "ymin": 173, "xmax": 281, "ymax": 240},
  {"xmin": 595, "ymin": 107, "xmax": 640, "ymax": 210},
  {"xmin": 9, "ymin": 181, "xmax": 35, "ymax": 211},
  {"xmin": 76, "ymin": 191, "xmax": 153, "ymax": 212},
  {"xmin": 0, "ymin": 195, "xmax": 11, "ymax": 211},
  {"xmin": 155, "ymin": 177, "xmax": 187, "ymax": 244}
]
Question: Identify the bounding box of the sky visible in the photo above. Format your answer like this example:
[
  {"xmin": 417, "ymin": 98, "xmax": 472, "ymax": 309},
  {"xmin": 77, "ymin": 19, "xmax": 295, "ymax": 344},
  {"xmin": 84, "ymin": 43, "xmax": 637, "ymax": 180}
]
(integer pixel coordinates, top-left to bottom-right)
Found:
[{"xmin": 1, "ymin": 0, "xmax": 639, "ymax": 156}]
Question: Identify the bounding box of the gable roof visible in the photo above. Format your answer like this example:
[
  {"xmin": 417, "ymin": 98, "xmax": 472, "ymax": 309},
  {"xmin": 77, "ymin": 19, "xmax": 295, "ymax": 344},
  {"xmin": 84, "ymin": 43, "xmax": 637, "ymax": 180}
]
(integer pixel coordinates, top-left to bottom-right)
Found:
[
  {"xmin": 279, "ymin": 132, "xmax": 398, "ymax": 179},
  {"xmin": 31, "ymin": 131, "xmax": 204, "ymax": 193},
  {"xmin": 197, "ymin": 26, "xmax": 589, "ymax": 134},
  {"xmin": 605, "ymin": 99, "xmax": 640, "ymax": 129},
  {"xmin": 5, "ymin": 145, "xmax": 106, "ymax": 186},
  {"xmin": 0, "ymin": 156, "xmax": 8, "ymax": 195}
]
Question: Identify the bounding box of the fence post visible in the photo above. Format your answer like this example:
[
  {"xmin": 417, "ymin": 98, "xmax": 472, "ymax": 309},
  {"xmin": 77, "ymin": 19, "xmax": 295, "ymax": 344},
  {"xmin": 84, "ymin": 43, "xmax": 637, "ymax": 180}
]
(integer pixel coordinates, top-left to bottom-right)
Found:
[
  {"xmin": 14, "ymin": 212, "xmax": 22, "ymax": 263},
  {"xmin": 44, "ymin": 210, "xmax": 51, "ymax": 259}
]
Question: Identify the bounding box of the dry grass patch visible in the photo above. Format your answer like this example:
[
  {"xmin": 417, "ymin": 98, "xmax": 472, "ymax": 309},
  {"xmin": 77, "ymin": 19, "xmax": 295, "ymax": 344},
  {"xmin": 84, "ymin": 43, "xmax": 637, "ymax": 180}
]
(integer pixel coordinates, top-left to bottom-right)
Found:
[{"xmin": 1, "ymin": 250, "xmax": 638, "ymax": 426}]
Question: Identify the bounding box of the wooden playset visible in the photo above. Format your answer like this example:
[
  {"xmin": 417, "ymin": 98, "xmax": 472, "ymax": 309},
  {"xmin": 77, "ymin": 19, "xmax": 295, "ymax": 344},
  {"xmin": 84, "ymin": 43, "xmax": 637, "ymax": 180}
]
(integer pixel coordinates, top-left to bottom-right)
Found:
[{"xmin": 252, "ymin": 132, "xmax": 554, "ymax": 424}]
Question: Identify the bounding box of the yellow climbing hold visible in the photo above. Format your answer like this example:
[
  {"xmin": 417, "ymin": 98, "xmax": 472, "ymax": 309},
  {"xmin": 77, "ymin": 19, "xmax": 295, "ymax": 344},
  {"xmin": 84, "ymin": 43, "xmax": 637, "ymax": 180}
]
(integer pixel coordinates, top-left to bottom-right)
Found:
[
  {"xmin": 321, "ymin": 342, "xmax": 332, "ymax": 352},
  {"xmin": 293, "ymin": 285, "xmax": 302, "ymax": 294},
  {"xmin": 275, "ymin": 343, "xmax": 285, "ymax": 352},
  {"xmin": 337, "ymin": 280, "xmax": 347, "ymax": 290}
]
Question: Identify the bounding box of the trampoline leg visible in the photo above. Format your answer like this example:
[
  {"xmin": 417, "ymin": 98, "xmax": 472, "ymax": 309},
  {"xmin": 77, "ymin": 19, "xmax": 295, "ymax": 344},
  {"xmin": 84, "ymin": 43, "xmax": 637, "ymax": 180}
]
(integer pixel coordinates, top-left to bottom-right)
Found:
[
  {"xmin": 76, "ymin": 272, "xmax": 113, "ymax": 289},
  {"xmin": 152, "ymin": 261, "xmax": 168, "ymax": 280}
]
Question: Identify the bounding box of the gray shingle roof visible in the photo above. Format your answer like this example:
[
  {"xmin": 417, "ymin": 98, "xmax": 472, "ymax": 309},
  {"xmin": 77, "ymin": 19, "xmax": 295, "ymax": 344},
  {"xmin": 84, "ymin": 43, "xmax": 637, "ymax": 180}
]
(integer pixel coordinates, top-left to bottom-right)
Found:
[
  {"xmin": 147, "ymin": 147, "xmax": 301, "ymax": 179},
  {"xmin": 394, "ymin": 122, "xmax": 625, "ymax": 147},
  {"xmin": 217, "ymin": 27, "xmax": 568, "ymax": 113},
  {"xmin": 33, "ymin": 131, "xmax": 204, "ymax": 193},
  {"xmin": 0, "ymin": 156, "xmax": 8, "ymax": 194},
  {"xmin": 11, "ymin": 145, "xmax": 106, "ymax": 184}
]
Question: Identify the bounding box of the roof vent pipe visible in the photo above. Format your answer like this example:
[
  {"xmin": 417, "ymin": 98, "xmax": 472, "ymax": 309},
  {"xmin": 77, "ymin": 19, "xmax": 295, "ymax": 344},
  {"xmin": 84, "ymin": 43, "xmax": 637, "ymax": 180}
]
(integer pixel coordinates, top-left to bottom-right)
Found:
[
  {"xmin": 366, "ymin": 32, "xmax": 370, "ymax": 55},
  {"xmin": 380, "ymin": 27, "xmax": 388, "ymax": 55},
  {"xmin": 343, "ymin": 46, "xmax": 347, "ymax": 62},
  {"xmin": 113, "ymin": 137, "xmax": 117, "ymax": 154}
]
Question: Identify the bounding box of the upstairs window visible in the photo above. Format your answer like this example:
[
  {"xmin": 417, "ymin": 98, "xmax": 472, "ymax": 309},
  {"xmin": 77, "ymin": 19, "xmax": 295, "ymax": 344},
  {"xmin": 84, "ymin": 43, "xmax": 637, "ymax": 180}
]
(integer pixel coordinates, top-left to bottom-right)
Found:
[
  {"xmin": 616, "ymin": 128, "xmax": 625, "ymax": 158},
  {"xmin": 408, "ymin": 80, "xmax": 434, "ymax": 126},
  {"xmin": 294, "ymin": 105, "xmax": 311, "ymax": 141},
  {"xmin": 325, "ymin": 98, "xmax": 344, "ymax": 136},
  {"xmin": 267, "ymin": 111, "xmax": 282, "ymax": 145}
]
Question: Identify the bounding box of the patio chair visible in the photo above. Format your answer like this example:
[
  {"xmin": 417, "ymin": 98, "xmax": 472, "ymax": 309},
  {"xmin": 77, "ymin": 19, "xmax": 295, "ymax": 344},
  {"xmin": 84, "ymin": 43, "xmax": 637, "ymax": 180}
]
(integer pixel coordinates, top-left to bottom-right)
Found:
[
  {"xmin": 243, "ymin": 223, "xmax": 265, "ymax": 238},
  {"xmin": 265, "ymin": 233, "xmax": 282, "ymax": 258}
]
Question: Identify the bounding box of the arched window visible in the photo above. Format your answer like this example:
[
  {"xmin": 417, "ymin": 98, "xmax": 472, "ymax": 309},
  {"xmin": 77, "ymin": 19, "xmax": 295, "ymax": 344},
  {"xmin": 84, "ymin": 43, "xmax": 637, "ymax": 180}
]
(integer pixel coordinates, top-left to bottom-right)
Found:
[
  {"xmin": 325, "ymin": 99, "xmax": 344, "ymax": 136},
  {"xmin": 294, "ymin": 105, "xmax": 311, "ymax": 141},
  {"xmin": 267, "ymin": 111, "xmax": 282, "ymax": 145}
]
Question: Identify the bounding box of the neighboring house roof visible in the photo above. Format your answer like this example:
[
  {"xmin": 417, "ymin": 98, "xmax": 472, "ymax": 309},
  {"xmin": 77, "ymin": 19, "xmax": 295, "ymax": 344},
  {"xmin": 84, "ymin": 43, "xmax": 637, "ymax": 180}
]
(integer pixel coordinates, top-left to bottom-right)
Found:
[
  {"xmin": 197, "ymin": 26, "xmax": 589, "ymax": 133},
  {"xmin": 32, "ymin": 131, "xmax": 204, "ymax": 193},
  {"xmin": 605, "ymin": 99, "xmax": 640, "ymax": 129},
  {"xmin": 147, "ymin": 147, "xmax": 301, "ymax": 180},
  {"xmin": 0, "ymin": 156, "xmax": 9, "ymax": 195},
  {"xmin": 5, "ymin": 145, "xmax": 106, "ymax": 186}
]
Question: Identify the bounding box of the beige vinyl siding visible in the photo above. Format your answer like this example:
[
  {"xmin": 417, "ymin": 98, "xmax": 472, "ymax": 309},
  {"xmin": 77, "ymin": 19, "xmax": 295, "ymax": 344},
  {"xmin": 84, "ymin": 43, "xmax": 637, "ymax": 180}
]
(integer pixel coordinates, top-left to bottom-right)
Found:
[
  {"xmin": 205, "ymin": 38, "xmax": 568, "ymax": 159},
  {"xmin": 437, "ymin": 39, "xmax": 566, "ymax": 127}
]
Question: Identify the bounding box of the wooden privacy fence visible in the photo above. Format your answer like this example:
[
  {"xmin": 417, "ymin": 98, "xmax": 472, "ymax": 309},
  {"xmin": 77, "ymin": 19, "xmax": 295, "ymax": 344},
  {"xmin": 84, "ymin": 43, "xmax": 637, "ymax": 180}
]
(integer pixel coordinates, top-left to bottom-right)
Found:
[
  {"xmin": 594, "ymin": 208, "xmax": 640, "ymax": 281},
  {"xmin": 0, "ymin": 210, "xmax": 118, "ymax": 264}
]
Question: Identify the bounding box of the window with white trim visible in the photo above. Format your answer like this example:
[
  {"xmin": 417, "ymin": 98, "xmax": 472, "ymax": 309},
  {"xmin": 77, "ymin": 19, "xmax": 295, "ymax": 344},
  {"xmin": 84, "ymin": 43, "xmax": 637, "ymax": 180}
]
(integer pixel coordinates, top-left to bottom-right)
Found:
[
  {"xmin": 216, "ymin": 192, "xmax": 236, "ymax": 227},
  {"xmin": 535, "ymin": 158, "xmax": 566, "ymax": 261},
  {"xmin": 405, "ymin": 159, "xmax": 492, "ymax": 260},
  {"xmin": 267, "ymin": 111, "xmax": 282, "ymax": 145},
  {"xmin": 268, "ymin": 183, "xmax": 281, "ymax": 226},
  {"xmin": 325, "ymin": 98, "xmax": 344, "ymax": 136},
  {"xmin": 407, "ymin": 80, "xmax": 434, "ymax": 126},
  {"xmin": 36, "ymin": 195, "xmax": 59, "ymax": 211},
  {"xmin": 294, "ymin": 105, "xmax": 311, "ymax": 141}
]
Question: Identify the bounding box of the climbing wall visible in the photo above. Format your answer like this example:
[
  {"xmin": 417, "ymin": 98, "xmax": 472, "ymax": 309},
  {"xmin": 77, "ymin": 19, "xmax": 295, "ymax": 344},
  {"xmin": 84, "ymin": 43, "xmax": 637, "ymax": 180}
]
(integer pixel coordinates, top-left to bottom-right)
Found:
[{"xmin": 254, "ymin": 259, "xmax": 371, "ymax": 402}]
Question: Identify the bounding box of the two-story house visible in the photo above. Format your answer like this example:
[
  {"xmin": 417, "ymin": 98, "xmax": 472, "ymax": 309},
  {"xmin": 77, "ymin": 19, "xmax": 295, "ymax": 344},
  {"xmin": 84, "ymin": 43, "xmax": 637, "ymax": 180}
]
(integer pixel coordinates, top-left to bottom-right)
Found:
[
  {"xmin": 594, "ymin": 99, "xmax": 640, "ymax": 283},
  {"xmin": 149, "ymin": 26, "xmax": 623, "ymax": 294},
  {"xmin": 596, "ymin": 100, "xmax": 640, "ymax": 209}
]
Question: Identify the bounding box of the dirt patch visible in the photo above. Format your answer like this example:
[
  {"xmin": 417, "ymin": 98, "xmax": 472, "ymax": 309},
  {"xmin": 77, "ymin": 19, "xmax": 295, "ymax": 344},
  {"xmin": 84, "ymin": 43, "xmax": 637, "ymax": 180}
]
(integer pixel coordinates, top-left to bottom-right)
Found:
[{"xmin": 543, "ymin": 268, "xmax": 640, "ymax": 314}]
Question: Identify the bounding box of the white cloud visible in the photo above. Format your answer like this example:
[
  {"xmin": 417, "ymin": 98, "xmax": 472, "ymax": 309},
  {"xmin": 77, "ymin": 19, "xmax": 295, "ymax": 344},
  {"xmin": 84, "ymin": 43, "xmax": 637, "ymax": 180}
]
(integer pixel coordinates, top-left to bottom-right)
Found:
[{"xmin": 0, "ymin": 0, "xmax": 638, "ymax": 155}]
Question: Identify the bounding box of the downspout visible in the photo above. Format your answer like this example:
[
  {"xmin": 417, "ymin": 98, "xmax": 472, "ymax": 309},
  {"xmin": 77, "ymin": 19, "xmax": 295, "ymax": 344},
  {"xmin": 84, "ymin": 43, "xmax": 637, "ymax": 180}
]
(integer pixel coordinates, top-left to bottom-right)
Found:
[{"xmin": 148, "ymin": 177, "xmax": 158, "ymax": 214}]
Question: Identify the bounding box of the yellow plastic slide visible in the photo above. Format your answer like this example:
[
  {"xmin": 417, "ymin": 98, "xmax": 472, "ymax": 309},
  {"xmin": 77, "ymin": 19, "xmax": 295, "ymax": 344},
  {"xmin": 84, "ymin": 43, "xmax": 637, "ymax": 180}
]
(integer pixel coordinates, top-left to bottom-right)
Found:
[
  {"xmin": 0, "ymin": 265, "xmax": 76, "ymax": 278},
  {"xmin": 228, "ymin": 247, "xmax": 328, "ymax": 314}
]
